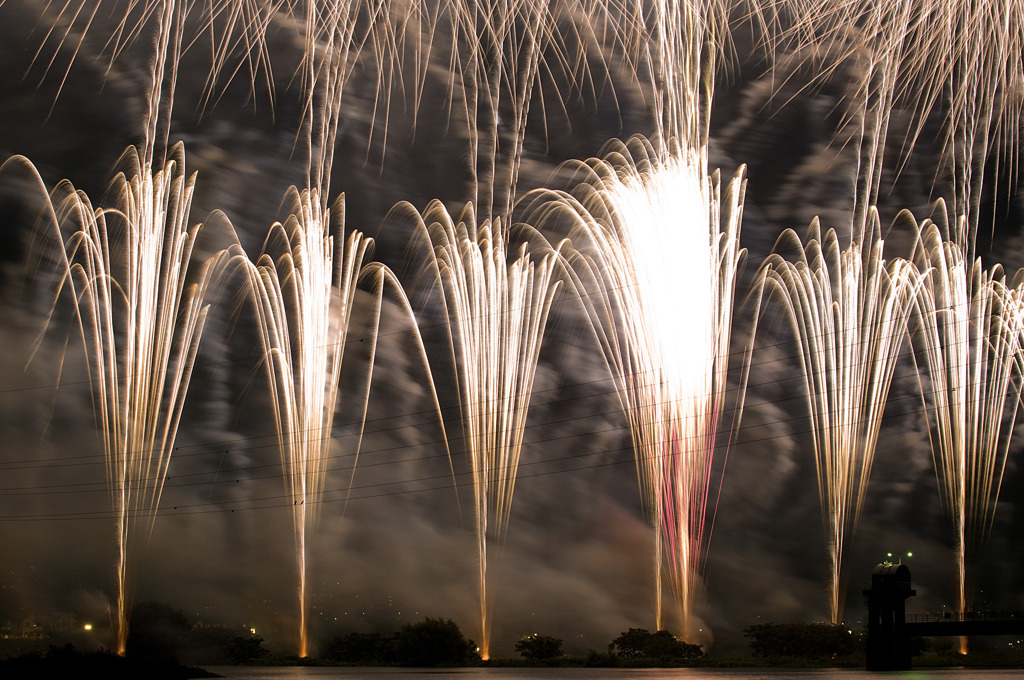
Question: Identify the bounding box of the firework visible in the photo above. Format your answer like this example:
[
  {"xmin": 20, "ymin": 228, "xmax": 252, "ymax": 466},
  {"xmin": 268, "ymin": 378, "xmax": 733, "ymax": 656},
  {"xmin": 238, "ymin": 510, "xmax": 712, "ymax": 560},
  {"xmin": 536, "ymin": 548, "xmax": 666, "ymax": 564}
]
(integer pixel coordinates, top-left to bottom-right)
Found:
[
  {"xmin": 394, "ymin": 198, "xmax": 564, "ymax": 659},
  {"xmin": 757, "ymin": 211, "xmax": 922, "ymax": 623},
  {"xmin": 19, "ymin": 0, "xmax": 245, "ymax": 653},
  {"xmin": 227, "ymin": 0, "xmax": 418, "ymax": 656},
  {"xmin": 909, "ymin": 204, "xmax": 1024, "ymax": 644},
  {"xmin": 525, "ymin": 133, "xmax": 749, "ymax": 641},
  {"xmin": 778, "ymin": 0, "xmax": 1024, "ymax": 246},
  {"xmin": 237, "ymin": 187, "xmax": 401, "ymax": 656},
  {"xmin": 511, "ymin": 0, "xmax": 749, "ymax": 641}
]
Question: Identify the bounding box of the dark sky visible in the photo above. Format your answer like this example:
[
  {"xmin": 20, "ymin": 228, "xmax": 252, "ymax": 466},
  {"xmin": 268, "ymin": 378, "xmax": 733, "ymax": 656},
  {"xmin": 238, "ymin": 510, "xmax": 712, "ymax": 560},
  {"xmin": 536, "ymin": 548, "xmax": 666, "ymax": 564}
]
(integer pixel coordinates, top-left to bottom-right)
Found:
[{"xmin": 1, "ymin": 0, "xmax": 1023, "ymax": 659}]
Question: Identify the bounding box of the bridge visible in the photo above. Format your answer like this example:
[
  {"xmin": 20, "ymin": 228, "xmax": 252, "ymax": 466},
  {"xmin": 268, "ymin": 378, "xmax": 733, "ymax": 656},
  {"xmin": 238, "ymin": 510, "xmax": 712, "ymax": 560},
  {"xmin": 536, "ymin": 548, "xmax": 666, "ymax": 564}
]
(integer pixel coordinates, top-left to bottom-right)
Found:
[
  {"xmin": 863, "ymin": 564, "xmax": 1024, "ymax": 671},
  {"xmin": 906, "ymin": 611, "xmax": 1024, "ymax": 637}
]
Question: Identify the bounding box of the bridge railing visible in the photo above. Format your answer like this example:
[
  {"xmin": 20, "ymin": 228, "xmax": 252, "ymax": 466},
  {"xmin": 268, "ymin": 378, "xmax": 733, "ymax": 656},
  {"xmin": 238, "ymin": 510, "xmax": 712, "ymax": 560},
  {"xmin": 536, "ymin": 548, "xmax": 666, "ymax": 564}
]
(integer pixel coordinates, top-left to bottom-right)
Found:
[{"xmin": 904, "ymin": 611, "xmax": 1024, "ymax": 624}]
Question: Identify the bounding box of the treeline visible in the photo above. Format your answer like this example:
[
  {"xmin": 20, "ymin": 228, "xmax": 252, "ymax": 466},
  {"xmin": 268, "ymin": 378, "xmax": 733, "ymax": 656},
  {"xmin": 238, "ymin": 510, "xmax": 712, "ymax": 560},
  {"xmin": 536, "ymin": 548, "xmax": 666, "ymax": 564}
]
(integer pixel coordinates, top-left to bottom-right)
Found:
[
  {"xmin": 126, "ymin": 602, "xmax": 272, "ymax": 665},
  {"xmin": 124, "ymin": 602, "xmax": 711, "ymax": 667},
  {"xmin": 323, "ymin": 623, "xmax": 706, "ymax": 667},
  {"xmin": 321, "ymin": 618, "xmax": 476, "ymax": 666},
  {"xmin": 743, "ymin": 623, "xmax": 863, "ymax": 661},
  {"xmin": 10, "ymin": 616, "xmax": 1024, "ymax": 672},
  {"xmin": 17, "ymin": 601, "xmax": 885, "ymax": 668}
]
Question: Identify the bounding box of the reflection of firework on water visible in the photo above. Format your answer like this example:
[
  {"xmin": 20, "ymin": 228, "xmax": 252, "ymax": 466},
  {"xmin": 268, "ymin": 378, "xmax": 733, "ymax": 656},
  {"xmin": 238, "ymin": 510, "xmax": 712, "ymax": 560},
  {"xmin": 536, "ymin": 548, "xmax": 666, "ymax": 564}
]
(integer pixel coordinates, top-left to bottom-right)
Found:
[
  {"xmin": 909, "ymin": 206, "xmax": 1024, "ymax": 641},
  {"xmin": 394, "ymin": 199, "xmax": 563, "ymax": 659},
  {"xmin": 528, "ymin": 134, "xmax": 749, "ymax": 642},
  {"xmin": 758, "ymin": 213, "xmax": 921, "ymax": 624}
]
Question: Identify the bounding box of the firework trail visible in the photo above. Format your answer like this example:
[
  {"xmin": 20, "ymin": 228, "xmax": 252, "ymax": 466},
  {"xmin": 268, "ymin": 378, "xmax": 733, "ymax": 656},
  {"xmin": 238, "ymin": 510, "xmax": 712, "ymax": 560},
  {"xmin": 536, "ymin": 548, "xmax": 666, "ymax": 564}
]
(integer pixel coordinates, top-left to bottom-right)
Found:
[
  {"xmin": 27, "ymin": 0, "xmax": 285, "ymax": 108},
  {"xmin": 227, "ymin": 0, "xmax": 421, "ymax": 657},
  {"xmin": 757, "ymin": 212, "xmax": 922, "ymax": 624},
  {"xmin": 739, "ymin": 6, "xmax": 918, "ymax": 617},
  {"xmin": 525, "ymin": 132, "xmax": 749, "ymax": 641},
  {"xmin": 438, "ymin": 0, "xmax": 558, "ymax": 220},
  {"xmin": 236, "ymin": 189, "xmax": 398, "ymax": 658},
  {"xmin": 20, "ymin": 0, "xmax": 240, "ymax": 652},
  {"xmin": 23, "ymin": 0, "xmax": 408, "ymax": 657},
  {"xmin": 392, "ymin": 198, "xmax": 564, "ymax": 659},
  {"xmin": 520, "ymin": 0, "xmax": 749, "ymax": 641},
  {"xmin": 764, "ymin": 1, "xmax": 1024, "ymax": 624},
  {"xmin": 32, "ymin": 143, "xmax": 228, "ymax": 655},
  {"xmin": 385, "ymin": 0, "xmax": 599, "ymax": 657},
  {"xmin": 11, "ymin": 0, "xmax": 1024, "ymax": 654},
  {"xmin": 778, "ymin": 0, "xmax": 1024, "ymax": 247},
  {"xmin": 909, "ymin": 205, "xmax": 1024, "ymax": 641}
]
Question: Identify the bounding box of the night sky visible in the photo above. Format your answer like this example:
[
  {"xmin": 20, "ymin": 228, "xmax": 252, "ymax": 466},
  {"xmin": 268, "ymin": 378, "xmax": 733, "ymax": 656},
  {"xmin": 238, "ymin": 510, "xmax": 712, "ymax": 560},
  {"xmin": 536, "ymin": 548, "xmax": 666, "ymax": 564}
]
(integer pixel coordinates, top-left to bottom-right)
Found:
[{"xmin": 1, "ymin": 0, "xmax": 1024, "ymax": 659}]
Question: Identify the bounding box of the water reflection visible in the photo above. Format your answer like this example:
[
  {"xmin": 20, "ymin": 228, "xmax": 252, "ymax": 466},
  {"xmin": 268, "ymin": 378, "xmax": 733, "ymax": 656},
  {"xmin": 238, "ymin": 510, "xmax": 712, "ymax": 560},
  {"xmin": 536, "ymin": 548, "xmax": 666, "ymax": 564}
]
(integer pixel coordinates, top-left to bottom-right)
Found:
[{"xmin": 203, "ymin": 666, "xmax": 1024, "ymax": 680}]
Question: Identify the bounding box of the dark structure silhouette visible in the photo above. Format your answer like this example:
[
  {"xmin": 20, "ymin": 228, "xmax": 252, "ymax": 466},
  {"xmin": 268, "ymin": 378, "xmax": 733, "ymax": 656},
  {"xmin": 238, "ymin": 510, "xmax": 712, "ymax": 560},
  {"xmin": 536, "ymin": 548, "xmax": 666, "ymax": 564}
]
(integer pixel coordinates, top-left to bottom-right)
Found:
[
  {"xmin": 863, "ymin": 563, "xmax": 1024, "ymax": 671},
  {"xmin": 864, "ymin": 563, "xmax": 916, "ymax": 671}
]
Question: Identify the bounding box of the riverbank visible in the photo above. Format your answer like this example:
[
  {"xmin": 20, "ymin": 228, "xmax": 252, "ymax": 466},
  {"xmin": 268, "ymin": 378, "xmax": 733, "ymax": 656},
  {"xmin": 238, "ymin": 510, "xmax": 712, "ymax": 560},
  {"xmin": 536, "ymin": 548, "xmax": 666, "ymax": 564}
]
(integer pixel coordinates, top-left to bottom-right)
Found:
[{"xmin": 0, "ymin": 644, "xmax": 220, "ymax": 680}]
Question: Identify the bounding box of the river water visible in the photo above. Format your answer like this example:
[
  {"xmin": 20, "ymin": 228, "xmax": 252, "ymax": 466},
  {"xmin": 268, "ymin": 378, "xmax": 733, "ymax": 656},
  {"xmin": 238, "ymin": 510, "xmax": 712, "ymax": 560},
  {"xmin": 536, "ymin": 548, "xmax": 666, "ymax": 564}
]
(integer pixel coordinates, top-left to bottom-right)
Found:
[{"xmin": 202, "ymin": 667, "xmax": 1024, "ymax": 680}]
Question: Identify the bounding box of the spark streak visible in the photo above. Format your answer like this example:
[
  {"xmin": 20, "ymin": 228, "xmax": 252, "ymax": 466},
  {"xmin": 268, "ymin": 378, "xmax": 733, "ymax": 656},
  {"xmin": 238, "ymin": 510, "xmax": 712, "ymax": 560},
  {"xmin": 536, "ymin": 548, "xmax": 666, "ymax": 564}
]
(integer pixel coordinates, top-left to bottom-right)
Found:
[
  {"xmin": 779, "ymin": 0, "xmax": 1024, "ymax": 246},
  {"xmin": 38, "ymin": 143, "xmax": 225, "ymax": 655},
  {"xmin": 385, "ymin": 0, "xmax": 585, "ymax": 656},
  {"xmin": 238, "ymin": 188, "xmax": 393, "ymax": 658},
  {"xmin": 231, "ymin": 0, "xmax": 411, "ymax": 657},
  {"xmin": 909, "ymin": 206, "xmax": 1024, "ymax": 639},
  {"xmin": 519, "ymin": 0, "xmax": 747, "ymax": 641},
  {"xmin": 27, "ymin": 0, "xmax": 238, "ymax": 654},
  {"xmin": 396, "ymin": 199, "xmax": 564, "ymax": 659},
  {"xmin": 528, "ymin": 134, "xmax": 749, "ymax": 641},
  {"xmin": 758, "ymin": 213, "xmax": 922, "ymax": 623}
]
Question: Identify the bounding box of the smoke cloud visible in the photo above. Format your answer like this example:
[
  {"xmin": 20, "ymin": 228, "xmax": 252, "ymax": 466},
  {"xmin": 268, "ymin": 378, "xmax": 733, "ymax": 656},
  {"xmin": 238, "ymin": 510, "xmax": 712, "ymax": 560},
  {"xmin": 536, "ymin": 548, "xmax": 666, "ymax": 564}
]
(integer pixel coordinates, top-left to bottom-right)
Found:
[{"xmin": 1, "ymin": 0, "xmax": 1023, "ymax": 660}]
